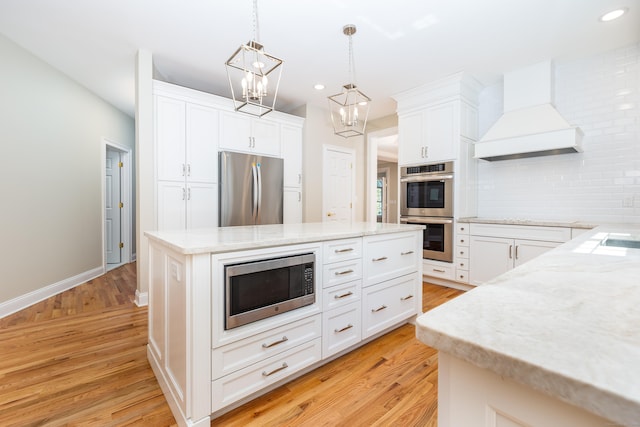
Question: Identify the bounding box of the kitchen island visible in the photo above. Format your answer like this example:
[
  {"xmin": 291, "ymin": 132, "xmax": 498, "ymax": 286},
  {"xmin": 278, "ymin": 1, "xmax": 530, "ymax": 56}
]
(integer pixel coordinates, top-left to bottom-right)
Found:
[
  {"xmin": 145, "ymin": 222, "xmax": 424, "ymax": 427},
  {"xmin": 416, "ymin": 225, "xmax": 640, "ymax": 426}
]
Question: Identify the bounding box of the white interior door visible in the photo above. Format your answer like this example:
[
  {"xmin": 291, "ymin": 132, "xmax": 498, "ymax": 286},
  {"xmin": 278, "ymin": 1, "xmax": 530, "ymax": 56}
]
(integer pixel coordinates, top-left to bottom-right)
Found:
[
  {"xmin": 105, "ymin": 148, "xmax": 122, "ymax": 265},
  {"xmin": 323, "ymin": 146, "xmax": 355, "ymax": 223}
]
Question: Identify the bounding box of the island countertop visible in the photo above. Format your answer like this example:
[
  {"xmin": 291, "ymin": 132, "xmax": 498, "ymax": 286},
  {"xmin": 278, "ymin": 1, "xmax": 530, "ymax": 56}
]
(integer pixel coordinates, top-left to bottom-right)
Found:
[
  {"xmin": 416, "ymin": 224, "xmax": 640, "ymax": 426},
  {"xmin": 144, "ymin": 221, "xmax": 425, "ymax": 255}
]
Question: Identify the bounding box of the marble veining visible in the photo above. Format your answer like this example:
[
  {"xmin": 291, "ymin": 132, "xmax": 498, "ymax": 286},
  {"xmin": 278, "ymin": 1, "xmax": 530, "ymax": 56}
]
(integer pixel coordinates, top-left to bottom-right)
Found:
[
  {"xmin": 145, "ymin": 222, "xmax": 424, "ymax": 255},
  {"xmin": 457, "ymin": 216, "xmax": 596, "ymax": 229},
  {"xmin": 416, "ymin": 224, "xmax": 640, "ymax": 426}
]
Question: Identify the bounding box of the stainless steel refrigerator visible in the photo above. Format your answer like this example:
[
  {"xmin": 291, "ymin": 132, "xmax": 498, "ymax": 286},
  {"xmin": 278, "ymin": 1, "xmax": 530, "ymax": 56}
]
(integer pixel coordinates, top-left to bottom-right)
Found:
[{"xmin": 219, "ymin": 151, "xmax": 284, "ymax": 226}]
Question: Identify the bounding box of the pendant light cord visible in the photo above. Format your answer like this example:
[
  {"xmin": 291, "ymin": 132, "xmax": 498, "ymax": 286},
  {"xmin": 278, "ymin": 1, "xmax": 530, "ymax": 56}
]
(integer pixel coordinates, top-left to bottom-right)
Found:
[{"xmin": 252, "ymin": 0, "xmax": 260, "ymax": 43}]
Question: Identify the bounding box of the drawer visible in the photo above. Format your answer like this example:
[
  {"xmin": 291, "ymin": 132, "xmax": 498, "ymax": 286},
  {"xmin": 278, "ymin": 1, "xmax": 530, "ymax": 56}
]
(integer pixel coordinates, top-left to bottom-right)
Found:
[
  {"xmin": 323, "ymin": 238, "xmax": 362, "ymax": 264},
  {"xmin": 212, "ymin": 338, "xmax": 322, "ymax": 412},
  {"xmin": 323, "ymin": 302, "xmax": 362, "ymax": 358},
  {"xmin": 455, "ymin": 268, "xmax": 469, "ymax": 283},
  {"xmin": 456, "ymin": 259, "xmax": 469, "ymax": 271},
  {"xmin": 456, "ymin": 222, "xmax": 470, "ymax": 235},
  {"xmin": 211, "ymin": 314, "xmax": 321, "ymax": 379},
  {"xmin": 423, "ymin": 260, "xmax": 454, "ymax": 280},
  {"xmin": 456, "ymin": 235, "xmax": 470, "ymax": 246},
  {"xmin": 362, "ymin": 274, "xmax": 418, "ymax": 339},
  {"xmin": 323, "ymin": 280, "xmax": 361, "ymax": 311},
  {"xmin": 363, "ymin": 232, "xmax": 418, "ymax": 287},
  {"xmin": 456, "ymin": 245, "xmax": 469, "ymax": 259},
  {"xmin": 323, "ymin": 258, "xmax": 362, "ymax": 288}
]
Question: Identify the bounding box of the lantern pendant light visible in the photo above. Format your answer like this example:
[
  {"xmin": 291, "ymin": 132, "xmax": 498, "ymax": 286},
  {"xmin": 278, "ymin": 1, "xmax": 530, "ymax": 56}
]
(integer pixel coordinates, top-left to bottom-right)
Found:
[
  {"xmin": 225, "ymin": 0, "xmax": 283, "ymax": 117},
  {"xmin": 328, "ymin": 24, "xmax": 371, "ymax": 138}
]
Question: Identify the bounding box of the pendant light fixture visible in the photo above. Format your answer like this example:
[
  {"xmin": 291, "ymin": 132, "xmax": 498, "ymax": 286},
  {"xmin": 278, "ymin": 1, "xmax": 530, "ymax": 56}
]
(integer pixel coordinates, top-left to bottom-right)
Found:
[
  {"xmin": 328, "ymin": 24, "xmax": 371, "ymax": 138},
  {"xmin": 225, "ymin": 0, "xmax": 283, "ymax": 117}
]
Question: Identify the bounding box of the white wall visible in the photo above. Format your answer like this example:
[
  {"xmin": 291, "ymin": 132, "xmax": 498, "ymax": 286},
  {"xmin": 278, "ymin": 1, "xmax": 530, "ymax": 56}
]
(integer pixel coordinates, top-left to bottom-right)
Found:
[
  {"xmin": 301, "ymin": 103, "xmax": 366, "ymax": 222},
  {"xmin": 477, "ymin": 43, "xmax": 640, "ymax": 224},
  {"xmin": 0, "ymin": 34, "xmax": 135, "ymax": 306}
]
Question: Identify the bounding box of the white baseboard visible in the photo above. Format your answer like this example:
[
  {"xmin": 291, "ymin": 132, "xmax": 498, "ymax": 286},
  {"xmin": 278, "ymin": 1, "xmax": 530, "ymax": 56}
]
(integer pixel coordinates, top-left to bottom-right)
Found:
[
  {"xmin": 0, "ymin": 266, "xmax": 105, "ymax": 319},
  {"xmin": 135, "ymin": 290, "xmax": 148, "ymax": 307}
]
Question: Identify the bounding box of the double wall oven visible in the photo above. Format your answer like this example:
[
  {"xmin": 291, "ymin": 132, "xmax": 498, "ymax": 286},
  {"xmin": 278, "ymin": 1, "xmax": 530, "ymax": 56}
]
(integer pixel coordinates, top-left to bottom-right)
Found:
[{"xmin": 400, "ymin": 161, "xmax": 454, "ymax": 263}]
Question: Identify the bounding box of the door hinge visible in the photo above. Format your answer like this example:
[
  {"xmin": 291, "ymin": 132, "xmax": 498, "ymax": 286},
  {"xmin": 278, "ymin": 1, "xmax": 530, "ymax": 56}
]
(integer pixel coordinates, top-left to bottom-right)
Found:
[
  {"xmin": 119, "ymin": 202, "xmax": 124, "ymax": 208},
  {"xmin": 119, "ymin": 242, "xmax": 124, "ymax": 249},
  {"xmin": 118, "ymin": 161, "xmax": 123, "ymax": 168}
]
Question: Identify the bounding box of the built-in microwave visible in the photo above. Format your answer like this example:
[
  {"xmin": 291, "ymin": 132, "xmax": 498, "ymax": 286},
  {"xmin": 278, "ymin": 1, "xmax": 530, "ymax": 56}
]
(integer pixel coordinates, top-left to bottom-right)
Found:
[
  {"xmin": 400, "ymin": 161, "xmax": 454, "ymax": 218},
  {"xmin": 224, "ymin": 253, "xmax": 315, "ymax": 330}
]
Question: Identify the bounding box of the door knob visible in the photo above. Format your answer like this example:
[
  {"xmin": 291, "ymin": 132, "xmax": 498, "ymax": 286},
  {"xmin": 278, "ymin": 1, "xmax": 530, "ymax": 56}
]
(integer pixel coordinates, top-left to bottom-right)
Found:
[{"xmin": 327, "ymin": 212, "xmax": 336, "ymax": 217}]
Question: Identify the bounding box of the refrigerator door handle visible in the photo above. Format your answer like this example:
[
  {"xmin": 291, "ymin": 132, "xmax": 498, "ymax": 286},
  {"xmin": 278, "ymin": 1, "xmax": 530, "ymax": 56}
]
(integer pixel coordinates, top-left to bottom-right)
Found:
[
  {"xmin": 257, "ymin": 164, "xmax": 263, "ymax": 222},
  {"xmin": 252, "ymin": 164, "xmax": 259, "ymax": 220}
]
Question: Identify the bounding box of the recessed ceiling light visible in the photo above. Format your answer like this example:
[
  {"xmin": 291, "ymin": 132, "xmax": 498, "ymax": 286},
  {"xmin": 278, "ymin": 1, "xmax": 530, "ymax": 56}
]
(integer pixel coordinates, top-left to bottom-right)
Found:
[
  {"xmin": 600, "ymin": 8, "xmax": 628, "ymax": 22},
  {"xmin": 314, "ymin": 84, "xmax": 325, "ymax": 90}
]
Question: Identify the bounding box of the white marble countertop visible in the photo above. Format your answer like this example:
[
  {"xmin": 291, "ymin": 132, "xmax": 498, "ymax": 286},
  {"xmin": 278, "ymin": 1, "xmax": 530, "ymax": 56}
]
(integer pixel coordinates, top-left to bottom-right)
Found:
[
  {"xmin": 416, "ymin": 224, "xmax": 640, "ymax": 426},
  {"xmin": 458, "ymin": 217, "xmax": 596, "ymax": 229},
  {"xmin": 145, "ymin": 222, "xmax": 424, "ymax": 255}
]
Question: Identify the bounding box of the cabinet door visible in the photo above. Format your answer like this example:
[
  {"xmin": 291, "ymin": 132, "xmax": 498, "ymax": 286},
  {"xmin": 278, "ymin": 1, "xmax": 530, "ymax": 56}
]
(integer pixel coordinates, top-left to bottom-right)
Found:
[
  {"xmin": 282, "ymin": 125, "xmax": 302, "ymax": 188},
  {"xmin": 425, "ymin": 102, "xmax": 456, "ymax": 161},
  {"xmin": 283, "ymin": 188, "xmax": 302, "ymax": 224},
  {"xmin": 157, "ymin": 181, "xmax": 186, "ymax": 230},
  {"xmin": 398, "ymin": 111, "xmax": 424, "ymax": 165},
  {"xmin": 469, "ymin": 236, "xmax": 513, "ymax": 285},
  {"xmin": 186, "ymin": 103, "xmax": 218, "ymax": 183},
  {"xmin": 219, "ymin": 111, "xmax": 252, "ymax": 152},
  {"xmin": 156, "ymin": 96, "xmax": 186, "ymax": 182},
  {"xmin": 186, "ymin": 183, "xmax": 218, "ymax": 229},
  {"xmin": 514, "ymin": 239, "xmax": 560, "ymax": 267},
  {"xmin": 252, "ymin": 119, "xmax": 281, "ymax": 156}
]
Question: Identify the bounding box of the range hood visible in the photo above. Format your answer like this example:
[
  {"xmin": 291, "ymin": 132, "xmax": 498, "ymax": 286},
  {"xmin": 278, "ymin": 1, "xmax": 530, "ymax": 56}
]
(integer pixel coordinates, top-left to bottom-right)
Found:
[{"xmin": 475, "ymin": 61, "xmax": 583, "ymax": 161}]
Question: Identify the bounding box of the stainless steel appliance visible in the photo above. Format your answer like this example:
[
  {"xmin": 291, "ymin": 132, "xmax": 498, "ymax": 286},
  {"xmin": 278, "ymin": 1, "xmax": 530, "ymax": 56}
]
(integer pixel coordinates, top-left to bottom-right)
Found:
[
  {"xmin": 400, "ymin": 161, "xmax": 454, "ymax": 262},
  {"xmin": 400, "ymin": 216, "xmax": 453, "ymax": 262},
  {"xmin": 219, "ymin": 151, "xmax": 283, "ymax": 226},
  {"xmin": 400, "ymin": 161, "xmax": 453, "ymax": 218},
  {"xmin": 224, "ymin": 253, "xmax": 315, "ymax": 329}
]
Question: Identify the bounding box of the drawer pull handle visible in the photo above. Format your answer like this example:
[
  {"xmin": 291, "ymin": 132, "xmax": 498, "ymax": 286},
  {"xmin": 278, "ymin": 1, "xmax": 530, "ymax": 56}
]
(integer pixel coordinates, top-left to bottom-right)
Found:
[
  {"xmin": 459, "ymin": 239, "xmax": 465, "ymax": 243},
  {"xmin": 335, "ymin": 269, "xmax": 354, "ymax": 276},
  {"xmin": 334, "ymin": 324, "xmax": 354, "ymax": 333},
  {"xmin": 400, "ymin": 294, "xmax": 414, "ymax": 301},
  {"xmin": 262, "ymin": 362, "xmax": 288, "ymax": 377},
  {"xmin": 433, "ymin": 268, "xmax": 445, "ymax": 273},
  {"xmin": 335, "ymin": 248, "xmax": 354, "ymax": 253},
  {"xmin": 371, "ymin": 305, "xmax": 388, "ymax": 313},
  {"xmin": 262, "ymin": 336, "xmax": 288, "ymax": 349},
  {"xmin": 459, "ymin": 251, "xmax": 465, "ymax": 255},
  {"xmin": 372, "ymin": 256, "xmax": 388, "ymax": 262},
  {"xmin": 401, "ymin": 251, "xmax": 414, "ymax": 256},
  {"xmin": 335, "ymin": 291, "xmax": 354, "ymax": 299}
]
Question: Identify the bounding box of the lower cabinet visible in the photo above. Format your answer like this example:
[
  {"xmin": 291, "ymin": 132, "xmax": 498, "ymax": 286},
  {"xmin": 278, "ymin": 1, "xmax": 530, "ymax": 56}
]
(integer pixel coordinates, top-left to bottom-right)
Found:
[
  {"xmin": 469, "ymin": 224, "xmax": 571, "ymax": 285},
  {"xmin": 322, "ymin": 301, "xmax": 361, "ymax": 356},
  {"xmin": 362, "ymin": 273, "xmax": 419, "ymax": 339}
]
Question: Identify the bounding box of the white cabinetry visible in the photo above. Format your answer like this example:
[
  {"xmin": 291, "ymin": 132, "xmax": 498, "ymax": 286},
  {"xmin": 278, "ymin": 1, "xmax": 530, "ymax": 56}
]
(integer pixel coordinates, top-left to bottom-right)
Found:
[
  {"xmin": 397, "ymin": 102, "xmax": 456, "ymax": 165},
  {"xmin": 219, "ymin": 111, "xmax": 281, "ymax": 157},
  {"xmin": 155, "ymin": 95, "xmax": 219, "ymax": 230},
  {"xmin": 469, "ymin": 223, "xmax": 571, "ymax": 285},
  {"xmin": 282, "ymin": 124, "xmax": 303, "ymax": 223}
]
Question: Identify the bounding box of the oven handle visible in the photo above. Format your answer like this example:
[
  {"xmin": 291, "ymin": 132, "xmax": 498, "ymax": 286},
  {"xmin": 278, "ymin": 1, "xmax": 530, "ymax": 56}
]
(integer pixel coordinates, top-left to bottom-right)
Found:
[
  {"xmin": 400, "ymin": 174, "xmax": 453, "ymax": 183},
  {"xmin": 401, "ymin": 217, "xmax": 453, "ymax": 225}
]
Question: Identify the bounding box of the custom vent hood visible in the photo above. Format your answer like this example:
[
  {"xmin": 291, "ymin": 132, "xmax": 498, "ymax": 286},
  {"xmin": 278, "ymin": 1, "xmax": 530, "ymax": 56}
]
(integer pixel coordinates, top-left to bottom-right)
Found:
[{"xmin": 475, "ymin": 61, "xmax": 583, "ymax": 161}]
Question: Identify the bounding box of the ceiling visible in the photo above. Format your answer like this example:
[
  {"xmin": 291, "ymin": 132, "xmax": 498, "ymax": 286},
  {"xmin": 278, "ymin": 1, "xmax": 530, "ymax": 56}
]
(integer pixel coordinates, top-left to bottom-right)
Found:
[{"xmin": 0, "ymin": 0, "xmax": 638, "ymax": 120}]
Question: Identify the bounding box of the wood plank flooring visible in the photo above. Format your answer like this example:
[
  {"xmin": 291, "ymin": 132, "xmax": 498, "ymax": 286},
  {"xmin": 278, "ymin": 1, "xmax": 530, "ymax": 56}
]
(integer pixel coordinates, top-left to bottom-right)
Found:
[{"xmin": 0, "ymin": 263, "xmax": 462, "ymax": 426}]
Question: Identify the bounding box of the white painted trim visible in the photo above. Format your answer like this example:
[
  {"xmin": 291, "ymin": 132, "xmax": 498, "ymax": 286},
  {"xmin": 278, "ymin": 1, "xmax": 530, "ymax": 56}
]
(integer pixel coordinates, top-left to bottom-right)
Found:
[
  {"xmin": 102, "ymin": 139, "xmax": 133, "ymax": 269},
  {"xmin": 135, "ymin": 290, "xmax": 149, "ymax": 307},
  {"xmin": 366, "ymin": 127, "xmax": 398, "ymax": 223},
  {"xmin": 0, "ymin": 266, "xmax": 104, "ymax": 318}
]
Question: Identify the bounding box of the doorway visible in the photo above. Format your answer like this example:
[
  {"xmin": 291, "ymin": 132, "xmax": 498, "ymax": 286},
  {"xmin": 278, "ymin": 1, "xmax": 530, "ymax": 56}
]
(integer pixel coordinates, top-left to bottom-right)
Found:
[
  {"xmin": 103, "ymin": 140, "xmax": 133, "ymax": 271},
  {"xmin": 367, "ymin": 127, "xmax": 399, "ymax": 223},
  {"xmin": 323, "ymin": 145, "xmax": 356, "ymax": 223}
]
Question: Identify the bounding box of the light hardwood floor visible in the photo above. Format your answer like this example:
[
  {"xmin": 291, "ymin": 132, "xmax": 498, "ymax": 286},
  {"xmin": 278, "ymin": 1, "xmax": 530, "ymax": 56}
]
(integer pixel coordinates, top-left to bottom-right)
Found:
[{"xmin": 0, "ymin": 263, "xmax": 462, "ymax": 426}]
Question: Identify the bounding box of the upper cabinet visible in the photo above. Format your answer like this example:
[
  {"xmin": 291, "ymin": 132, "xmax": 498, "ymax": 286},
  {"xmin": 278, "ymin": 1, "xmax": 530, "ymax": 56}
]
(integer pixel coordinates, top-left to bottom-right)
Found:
[
  {"xmin": 219, "ymin": 111, "xmax": 281, "ymax": 157},
  {"xmin": 393, "ymin": 73, "xmax": 482, "ymax": 166}
]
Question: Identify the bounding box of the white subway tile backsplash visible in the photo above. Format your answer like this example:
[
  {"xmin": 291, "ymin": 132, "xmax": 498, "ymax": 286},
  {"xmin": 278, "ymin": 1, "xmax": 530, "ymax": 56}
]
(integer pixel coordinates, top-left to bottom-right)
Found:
[{"xmin": 477, "ymin": 43, "xmax": 640, "ymax": 224}]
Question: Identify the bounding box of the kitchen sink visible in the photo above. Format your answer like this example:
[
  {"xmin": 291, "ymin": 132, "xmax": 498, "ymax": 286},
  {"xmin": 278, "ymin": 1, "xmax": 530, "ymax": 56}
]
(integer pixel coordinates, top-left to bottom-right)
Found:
[{"xmin": 600, "ymin": 234, "xmax": 640, "ymax": 249}]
